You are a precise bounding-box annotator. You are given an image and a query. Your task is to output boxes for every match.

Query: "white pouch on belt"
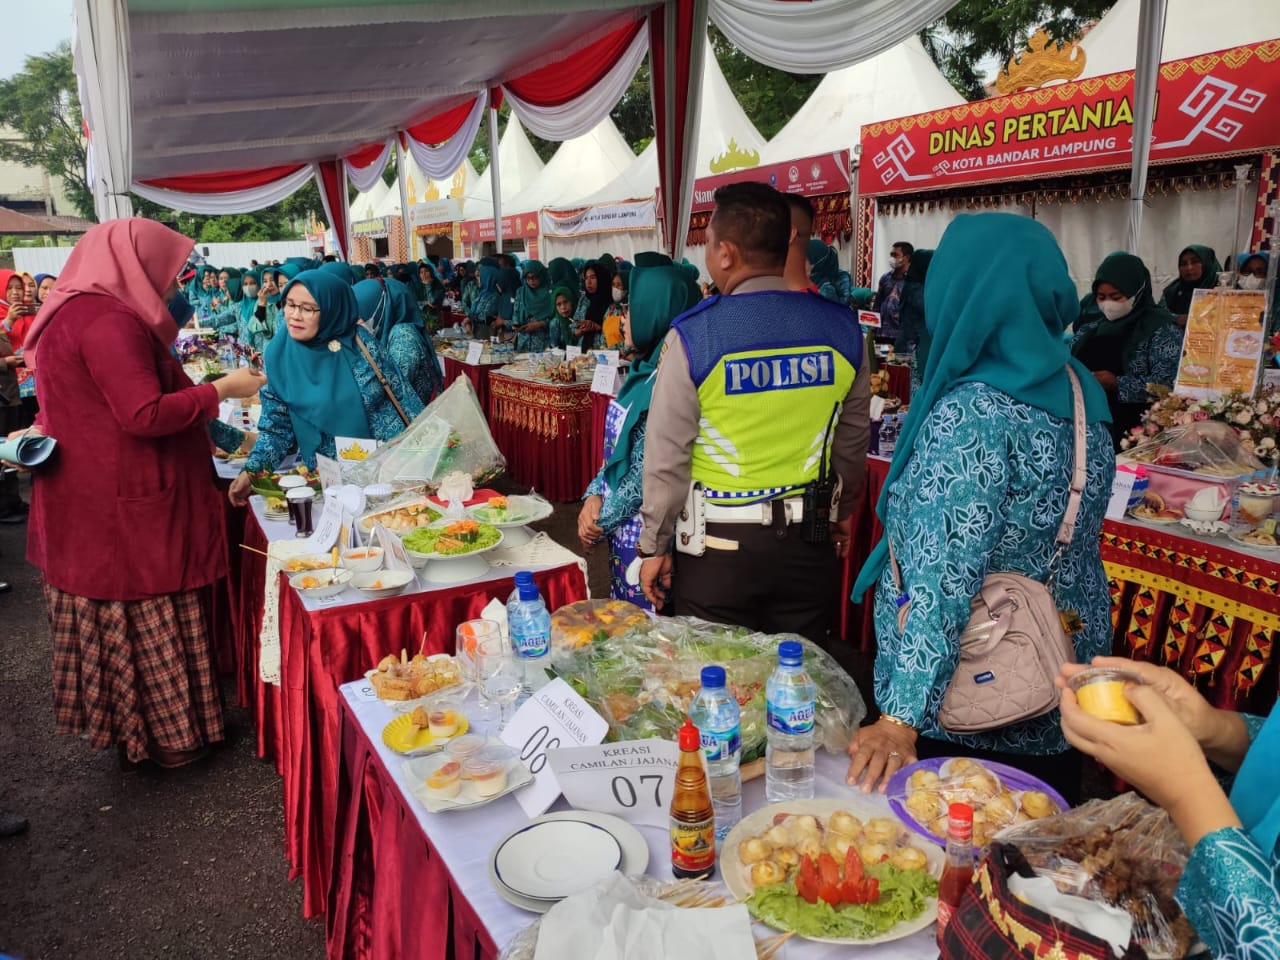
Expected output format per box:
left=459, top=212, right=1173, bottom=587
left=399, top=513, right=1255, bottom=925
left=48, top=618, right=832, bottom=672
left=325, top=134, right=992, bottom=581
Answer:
left=674, top=483, right=706, bottom=556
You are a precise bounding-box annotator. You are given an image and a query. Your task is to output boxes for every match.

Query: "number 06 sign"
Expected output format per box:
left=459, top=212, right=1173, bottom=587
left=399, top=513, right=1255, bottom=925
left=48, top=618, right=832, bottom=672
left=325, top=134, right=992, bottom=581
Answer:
left=547, top=739, right=681, bottom=828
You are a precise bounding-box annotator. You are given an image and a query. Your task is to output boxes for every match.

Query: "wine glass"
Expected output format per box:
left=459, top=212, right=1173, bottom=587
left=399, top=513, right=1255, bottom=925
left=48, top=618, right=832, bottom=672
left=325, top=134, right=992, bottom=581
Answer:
left=476, top=635, right=522, bottom=733
left=457, top=620, right=503, bottom=732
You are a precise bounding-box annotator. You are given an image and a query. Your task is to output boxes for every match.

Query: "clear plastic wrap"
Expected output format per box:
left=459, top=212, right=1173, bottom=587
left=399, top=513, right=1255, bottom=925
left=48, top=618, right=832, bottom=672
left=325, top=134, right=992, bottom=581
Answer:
left=343, top=375, right=505, bottom=490
left=550, top=616, right=866, bottom=765
left=1122, top=421, right=1263, bottom=477
left=550, top=599, right=652, bottom=652
left=994, top=793, right=1194, bottom=959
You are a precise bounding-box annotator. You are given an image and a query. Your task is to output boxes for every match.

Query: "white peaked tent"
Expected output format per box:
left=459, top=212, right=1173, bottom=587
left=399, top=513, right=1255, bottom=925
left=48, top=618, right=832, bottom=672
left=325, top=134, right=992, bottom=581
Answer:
left=505, top=117, right=637, bottom=217
left=762, top=37, right=963, bottom=164
left=1079, top=0, right=1280, bottom=78
left=466, top=115, right=547, bottom=222
left=541, top=45, right=767, bottom=262
left=350, top=178, right=391, bottom=224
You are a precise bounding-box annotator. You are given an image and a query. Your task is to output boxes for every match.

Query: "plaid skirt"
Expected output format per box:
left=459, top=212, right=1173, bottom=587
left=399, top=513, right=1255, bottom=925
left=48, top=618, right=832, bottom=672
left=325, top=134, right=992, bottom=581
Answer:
left=46, top=584, right=225, bottom=763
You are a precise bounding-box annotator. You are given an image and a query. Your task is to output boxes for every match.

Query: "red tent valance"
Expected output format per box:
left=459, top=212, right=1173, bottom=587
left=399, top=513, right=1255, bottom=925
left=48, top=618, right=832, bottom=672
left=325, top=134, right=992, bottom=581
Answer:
left=405, top=96, right=484, bottom=147
left=137, top=164, right=308, bottom=194
left=504, top=20, right=645, bottom=108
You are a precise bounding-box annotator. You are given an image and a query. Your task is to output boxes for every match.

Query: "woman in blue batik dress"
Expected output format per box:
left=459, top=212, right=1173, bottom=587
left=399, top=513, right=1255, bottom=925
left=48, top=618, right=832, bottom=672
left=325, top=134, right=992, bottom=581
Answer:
left=353, top=276, right=443, bottom=405
left=846, top=214, right=1115, bottom=803
left=1060, top=656, right=1280, bottom=960
left=578, top=254, right=698, bottom=609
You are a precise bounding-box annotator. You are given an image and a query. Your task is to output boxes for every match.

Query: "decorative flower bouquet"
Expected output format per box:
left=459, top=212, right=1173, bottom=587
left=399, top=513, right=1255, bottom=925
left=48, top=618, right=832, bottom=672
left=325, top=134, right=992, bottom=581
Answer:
left=1122, top=385, right=1280, bottom=465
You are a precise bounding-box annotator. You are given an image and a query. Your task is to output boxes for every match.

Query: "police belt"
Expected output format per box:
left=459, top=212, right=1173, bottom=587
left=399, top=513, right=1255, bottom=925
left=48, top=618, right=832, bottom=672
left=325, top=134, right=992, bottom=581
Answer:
left=703, top=496, right=805, bottom=525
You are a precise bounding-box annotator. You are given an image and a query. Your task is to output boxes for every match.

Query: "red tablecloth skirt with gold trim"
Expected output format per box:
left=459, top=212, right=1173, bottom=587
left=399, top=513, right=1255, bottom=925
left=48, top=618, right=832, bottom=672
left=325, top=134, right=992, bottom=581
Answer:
left=1102, top=520, right=1279, bottom=712
left=488, top=372, right=593, bottom=502
left=588, top=391, right=612, bottom=482
left=231, top=511, right=588, bottom=918
left=326, top=695, right=498, bottom=960
left=441, top=356, right=504, bottom=414
left=884, top=363, right=911, bottom=406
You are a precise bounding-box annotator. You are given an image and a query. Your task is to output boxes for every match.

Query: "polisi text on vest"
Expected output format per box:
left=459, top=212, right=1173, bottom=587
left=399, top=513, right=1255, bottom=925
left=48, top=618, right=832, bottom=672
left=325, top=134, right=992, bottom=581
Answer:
left=724, top=350, right=835, bottom=395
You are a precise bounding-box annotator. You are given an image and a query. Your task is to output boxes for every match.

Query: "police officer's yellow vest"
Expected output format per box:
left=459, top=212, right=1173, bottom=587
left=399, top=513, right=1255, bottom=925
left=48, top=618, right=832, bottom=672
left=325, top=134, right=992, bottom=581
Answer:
left=673, top=290, right=862, bottom=505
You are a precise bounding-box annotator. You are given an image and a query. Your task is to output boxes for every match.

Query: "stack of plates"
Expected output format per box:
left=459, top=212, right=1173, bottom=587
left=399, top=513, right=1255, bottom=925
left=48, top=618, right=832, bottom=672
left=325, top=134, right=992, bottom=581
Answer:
left=488, top=811, right=650, bottom=914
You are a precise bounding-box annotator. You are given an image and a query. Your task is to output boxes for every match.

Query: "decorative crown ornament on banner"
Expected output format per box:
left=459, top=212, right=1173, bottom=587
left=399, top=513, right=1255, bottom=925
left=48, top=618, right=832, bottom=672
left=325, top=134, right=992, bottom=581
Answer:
left=708, top=138, right=762, bottom=174
left=995, top=29, right=1087, bottom=94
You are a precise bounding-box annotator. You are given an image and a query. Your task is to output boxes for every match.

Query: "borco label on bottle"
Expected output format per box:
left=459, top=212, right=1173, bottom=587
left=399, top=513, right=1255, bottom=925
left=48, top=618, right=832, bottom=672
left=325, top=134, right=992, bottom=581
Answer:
left=767, top=701, right=815, bottom=736
left=515, top=630, right=549, bottom=659
left=670, top=816, right=716, bottom=872
left=699, top=726, right=741, bottom=762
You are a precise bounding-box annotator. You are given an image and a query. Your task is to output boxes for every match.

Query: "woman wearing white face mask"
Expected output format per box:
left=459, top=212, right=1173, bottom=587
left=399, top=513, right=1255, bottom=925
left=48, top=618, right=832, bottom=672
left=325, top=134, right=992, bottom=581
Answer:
left=1071, top=252, right=1182, bottom=448
left=1236, top=253, right=1280, bottom=338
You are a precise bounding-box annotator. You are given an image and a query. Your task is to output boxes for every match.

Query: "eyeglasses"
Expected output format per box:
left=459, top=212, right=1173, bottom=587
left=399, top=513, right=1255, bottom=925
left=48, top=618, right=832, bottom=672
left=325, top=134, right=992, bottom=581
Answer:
left=282, top=301, right=321, bottom=317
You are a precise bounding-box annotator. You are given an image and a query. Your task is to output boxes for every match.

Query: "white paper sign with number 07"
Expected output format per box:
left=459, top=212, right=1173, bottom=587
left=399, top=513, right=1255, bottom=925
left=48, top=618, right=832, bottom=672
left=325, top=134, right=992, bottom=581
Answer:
left=499, top=678, right=609, bottom=817
left=546, top=739, right=680, bottom=828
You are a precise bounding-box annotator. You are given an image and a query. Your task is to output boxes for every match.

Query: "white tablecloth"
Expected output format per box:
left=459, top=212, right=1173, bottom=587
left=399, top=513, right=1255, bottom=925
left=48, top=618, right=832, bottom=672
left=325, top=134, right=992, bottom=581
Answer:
left=340, top=684, right=938, bottom=960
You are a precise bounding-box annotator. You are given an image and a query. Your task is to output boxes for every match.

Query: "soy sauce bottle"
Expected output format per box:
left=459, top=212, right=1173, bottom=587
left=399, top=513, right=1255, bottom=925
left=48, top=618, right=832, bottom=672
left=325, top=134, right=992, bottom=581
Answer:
left=670, top=718, right=716, bottom=879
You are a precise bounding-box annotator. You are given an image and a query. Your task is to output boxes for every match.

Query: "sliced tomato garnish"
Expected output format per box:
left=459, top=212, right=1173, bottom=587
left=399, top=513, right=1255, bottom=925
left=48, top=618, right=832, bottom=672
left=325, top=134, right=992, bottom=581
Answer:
left=842, top=846, right=864, bottom=885
left=796, top=854, right=820, bottom=905
left=818, top=879, right=842, bottom=906
left=861, top=877, right=880, bottom=904
left=841, top=877, right=865, bottom=904
left=817, top=852, right=841, bottom=888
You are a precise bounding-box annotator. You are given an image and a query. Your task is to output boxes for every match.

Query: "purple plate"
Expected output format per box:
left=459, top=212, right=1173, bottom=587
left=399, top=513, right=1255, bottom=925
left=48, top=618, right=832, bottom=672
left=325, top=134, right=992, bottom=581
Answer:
left=886, top=757, right=1070, bottom=846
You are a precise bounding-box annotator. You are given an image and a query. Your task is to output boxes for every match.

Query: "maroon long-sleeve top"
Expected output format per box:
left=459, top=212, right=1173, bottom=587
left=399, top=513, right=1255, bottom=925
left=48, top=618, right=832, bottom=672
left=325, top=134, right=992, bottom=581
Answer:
left=27, top=294, right=228, bottom=600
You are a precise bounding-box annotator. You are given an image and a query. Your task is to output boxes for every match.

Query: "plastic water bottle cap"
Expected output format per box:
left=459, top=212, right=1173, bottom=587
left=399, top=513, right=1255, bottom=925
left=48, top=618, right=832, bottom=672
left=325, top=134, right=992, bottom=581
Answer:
left=513, top=571, right=534, bottom=586
left=700, top=665, right=726, bottom=689
left=777, top=640, right=804, bottom=666
left=517, top=582, right=540, bottom=602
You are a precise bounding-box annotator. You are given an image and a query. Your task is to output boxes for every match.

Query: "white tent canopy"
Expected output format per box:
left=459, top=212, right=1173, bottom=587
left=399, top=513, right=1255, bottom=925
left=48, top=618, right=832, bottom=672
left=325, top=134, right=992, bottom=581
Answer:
left=1080, top=0, right=1280, bottom=76
left=466, top=116, right=547, bottom=223
left=762, top=37, right=963, bottom=164
left=350, top=179, right=391, bottom=222
left=505, top=118, right=637, bottom=216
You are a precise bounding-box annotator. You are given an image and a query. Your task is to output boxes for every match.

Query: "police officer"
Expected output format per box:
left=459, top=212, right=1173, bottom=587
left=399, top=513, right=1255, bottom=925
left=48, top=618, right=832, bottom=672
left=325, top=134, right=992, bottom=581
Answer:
left=637, top=182, right=869, bottom=643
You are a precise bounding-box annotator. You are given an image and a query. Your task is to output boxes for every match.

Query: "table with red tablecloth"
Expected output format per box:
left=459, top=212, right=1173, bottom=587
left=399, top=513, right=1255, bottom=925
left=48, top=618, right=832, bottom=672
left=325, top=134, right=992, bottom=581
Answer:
left=230, top=505, right=588, bottom=918
left=883, top=363, right=911, bottom=406
left=838, top=457, right=1280, bottom=710
left=588, top=390, right=613, bottom=480
left=487, top=370, right=594, bottom=501
left=441, top=355, right=505, bottom=415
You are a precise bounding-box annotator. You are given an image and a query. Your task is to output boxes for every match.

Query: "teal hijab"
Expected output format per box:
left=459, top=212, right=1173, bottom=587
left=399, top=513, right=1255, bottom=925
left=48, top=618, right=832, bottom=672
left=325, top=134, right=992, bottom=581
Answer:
left=550, top=284, right=577, bottom=346
left=806, top=239, right=839, bottom=287
left=1230, top=711, right=1280, bottom=854
left=222, top=266, right=244, bottom=303
left=602, top=256, right=696, bottom=492
left=319, top=261, right=357, bottom=286
left=1161, top=244, right=1221, bottom=315
left=548, top=257, right=577, bottom=293
left=353, top=277, right=424, bottom=350
left=264, top=270, right=372, bottom=462
left=853, top=213, right=1112, bottom=599
left=238, top=268, right=262, bottom=325
left=1072, top=253, right=1176, bottom=368
left=516, top=260, right=554, bottom=321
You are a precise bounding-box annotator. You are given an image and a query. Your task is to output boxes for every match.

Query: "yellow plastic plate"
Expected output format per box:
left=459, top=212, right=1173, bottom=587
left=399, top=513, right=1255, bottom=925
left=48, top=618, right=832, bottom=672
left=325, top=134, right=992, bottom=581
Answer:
left=381, top=711, right=470, bottom=756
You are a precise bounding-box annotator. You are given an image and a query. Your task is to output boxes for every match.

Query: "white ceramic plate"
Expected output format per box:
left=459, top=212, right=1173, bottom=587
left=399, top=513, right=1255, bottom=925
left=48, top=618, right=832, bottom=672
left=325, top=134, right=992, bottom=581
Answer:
left=1229, top=527, right=1280, bottom=551
left=494, top=819, right=622, bottom=901
left=721, top=797, right=943, bottom=947
left=488, top=811, right=649, bottom=914
left=401, top=752, right=533, bottom=813
left=350, top=569, right=415, bottom=600
left=404, top=528, right=505, bottom=564
left=288, top=567, right=352, bottom=599
left=466, top=496, right=554, bottom=528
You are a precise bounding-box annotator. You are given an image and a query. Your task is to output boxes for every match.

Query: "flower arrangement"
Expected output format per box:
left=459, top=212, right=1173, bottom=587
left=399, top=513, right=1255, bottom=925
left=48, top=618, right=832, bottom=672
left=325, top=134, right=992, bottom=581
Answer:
left=1122, top=385, right=1280, bottom=464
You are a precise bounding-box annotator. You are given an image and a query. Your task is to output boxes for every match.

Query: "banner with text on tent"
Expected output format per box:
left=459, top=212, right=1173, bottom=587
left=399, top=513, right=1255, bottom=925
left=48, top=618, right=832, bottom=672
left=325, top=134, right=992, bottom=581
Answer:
left=540, top=199, right=656, bottom=238
left=858, top=39, right=1280, bottom=197
left=458, top=213, right=541, bottom=243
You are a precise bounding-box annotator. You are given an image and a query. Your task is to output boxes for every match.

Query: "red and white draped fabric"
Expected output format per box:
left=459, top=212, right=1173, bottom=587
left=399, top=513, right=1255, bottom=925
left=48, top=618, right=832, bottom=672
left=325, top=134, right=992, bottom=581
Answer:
left=502, top=18, right=649, bottom=141
left=315, top=160, right=352, bottom=261
left=132, top=164, right=317, bottom=214
left=650, top=0, right=709, bottom=259
left=343, top=139, right=395, bottom=194
left=402, top=95, right=488, bottom=181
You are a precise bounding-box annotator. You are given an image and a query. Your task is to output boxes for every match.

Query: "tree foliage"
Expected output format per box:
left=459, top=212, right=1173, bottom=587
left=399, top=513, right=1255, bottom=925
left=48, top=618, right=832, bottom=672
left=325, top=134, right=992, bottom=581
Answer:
left=0, top=44, right=94, bottom=221
left=919, top=1, right=1115, bottom=101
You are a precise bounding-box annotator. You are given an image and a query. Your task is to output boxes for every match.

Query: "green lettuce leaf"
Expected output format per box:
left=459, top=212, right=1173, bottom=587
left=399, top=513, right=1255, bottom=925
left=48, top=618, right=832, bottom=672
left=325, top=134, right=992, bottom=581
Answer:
left=746, top=863, right=938, bottom=941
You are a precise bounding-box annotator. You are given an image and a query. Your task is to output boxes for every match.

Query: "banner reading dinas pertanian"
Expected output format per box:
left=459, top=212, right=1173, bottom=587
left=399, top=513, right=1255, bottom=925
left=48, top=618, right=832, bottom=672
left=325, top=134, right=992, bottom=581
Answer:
left=859, top=39, right=1280, bottom=196
left=540, top=199, right=656, bottom=238
left=458, top=213, right=540, bottom=244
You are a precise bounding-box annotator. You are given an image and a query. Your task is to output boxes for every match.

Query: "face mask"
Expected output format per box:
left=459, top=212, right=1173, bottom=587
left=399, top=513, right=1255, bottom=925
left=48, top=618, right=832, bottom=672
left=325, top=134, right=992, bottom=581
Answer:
left=1099, top=297, right=1135, bottom=322
left=243, top=285, right=258, bottom=298
left=1239, top=275, right=1265, bottom=291
left=611, top=287, right=624, bottom=303
left=167, top=291, right=193, bottom=328
left=889, top=256, right=902, bottom=268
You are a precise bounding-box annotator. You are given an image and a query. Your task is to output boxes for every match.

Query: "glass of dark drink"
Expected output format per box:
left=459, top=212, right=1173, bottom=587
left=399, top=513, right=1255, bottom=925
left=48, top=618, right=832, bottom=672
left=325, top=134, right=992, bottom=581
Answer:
left=286, top=487, right=315, bottom=537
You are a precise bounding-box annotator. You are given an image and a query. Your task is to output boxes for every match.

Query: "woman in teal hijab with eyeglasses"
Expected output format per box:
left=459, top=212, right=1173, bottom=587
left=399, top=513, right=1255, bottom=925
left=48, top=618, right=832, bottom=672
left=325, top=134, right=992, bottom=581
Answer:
left=227, top=270, right=423, bottom=505
left=846, top=213, right=1115, bottom=801
left=354, top=277, right=442, bottom=405
left=510, top=260, right=555, bottom=351
left=579, top=253, right=699, bottom=609
left=208, top=267, right=246, bottom=333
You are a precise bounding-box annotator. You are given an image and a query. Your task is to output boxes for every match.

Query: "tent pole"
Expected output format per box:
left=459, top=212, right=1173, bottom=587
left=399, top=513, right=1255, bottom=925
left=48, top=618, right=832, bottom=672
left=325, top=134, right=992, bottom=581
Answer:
left=489, top=102, right=503, bottom=255
left=396, top=138, right=414, bottom=260
left=1125, top=0, right=1168, bottom=252
left=341, top=164, right=354, bottom=261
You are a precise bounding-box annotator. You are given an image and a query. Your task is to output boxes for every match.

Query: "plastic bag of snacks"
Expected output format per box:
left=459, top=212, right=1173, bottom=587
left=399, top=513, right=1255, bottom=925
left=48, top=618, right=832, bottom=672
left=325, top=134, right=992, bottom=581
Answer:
left=550, top=599, right=652, bottom=652
left=551, top=616, right=865, bottom=765
left=993, top=793, right=1194, bottom=959
left=343, top=375, right=506, bottom=491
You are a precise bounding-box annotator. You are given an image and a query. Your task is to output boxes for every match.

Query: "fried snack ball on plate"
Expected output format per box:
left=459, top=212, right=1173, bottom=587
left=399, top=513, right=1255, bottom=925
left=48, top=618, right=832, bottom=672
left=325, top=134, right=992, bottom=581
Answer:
left=1020, top=790, right=1057, bottom=819
left=827, top=810, right=862, bottom=839
left=862, top=817, right=900, bottom=844
left=750, top=860, right=787, bottom=887
left=891, top=846, right=929, bottom=872
left=738, top=836, right=772, bottom=865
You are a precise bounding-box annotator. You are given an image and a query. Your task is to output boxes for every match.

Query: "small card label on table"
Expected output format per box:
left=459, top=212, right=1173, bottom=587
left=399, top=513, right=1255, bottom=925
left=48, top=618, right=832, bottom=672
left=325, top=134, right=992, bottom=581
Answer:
left=465, top=341, right=485, bottom=365
left=315, top=454, right=342, bottom=493
left=594, top=349, right=620, bottom=367
left=304, top=496, right=344, bottom=550
left=565, top=345, right=582, bottom=360
left=547, top=738, right=680, bottom=828
left=500, top=678, right=609, bottom=817
left=590, top=364, right=620, bottom=396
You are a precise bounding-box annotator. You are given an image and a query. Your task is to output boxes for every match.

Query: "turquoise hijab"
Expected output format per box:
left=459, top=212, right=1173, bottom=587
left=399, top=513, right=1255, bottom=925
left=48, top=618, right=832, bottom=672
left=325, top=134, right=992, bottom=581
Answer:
left=1230, top=711, right=1280, bottom=854
left=238, top=268, right=262, bottom=325
left=806, top=239, right=839, bottom=287
left=353, top=277, right=424, bottom=350
left=320, top=261, right=357, bottom=286
left=853, top=213, right=1112, bottom=599
left=516, top=260, right=554, bottom=321
left=222, top=266, right=244, bottom=303
left=264, top=270, right=372, bottom=462
left=602, top=255, right=697, bottom=492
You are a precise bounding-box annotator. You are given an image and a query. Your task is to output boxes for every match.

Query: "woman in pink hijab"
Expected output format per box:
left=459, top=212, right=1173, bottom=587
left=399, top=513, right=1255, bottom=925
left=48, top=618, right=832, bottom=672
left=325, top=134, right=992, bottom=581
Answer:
left=26, top=218, right=265, bottom=768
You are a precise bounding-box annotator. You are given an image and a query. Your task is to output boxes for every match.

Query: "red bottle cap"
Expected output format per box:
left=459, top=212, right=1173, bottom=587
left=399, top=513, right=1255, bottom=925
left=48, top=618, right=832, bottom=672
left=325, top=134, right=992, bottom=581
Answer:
left=947, top=802, right=974, bottom=842
left=678, top=717, right=701, bottom=752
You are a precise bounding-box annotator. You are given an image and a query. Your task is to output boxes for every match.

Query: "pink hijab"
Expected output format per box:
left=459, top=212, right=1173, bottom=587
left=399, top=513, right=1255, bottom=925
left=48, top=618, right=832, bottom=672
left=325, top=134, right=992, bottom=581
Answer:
left=24, top=218, right=194, bottom=370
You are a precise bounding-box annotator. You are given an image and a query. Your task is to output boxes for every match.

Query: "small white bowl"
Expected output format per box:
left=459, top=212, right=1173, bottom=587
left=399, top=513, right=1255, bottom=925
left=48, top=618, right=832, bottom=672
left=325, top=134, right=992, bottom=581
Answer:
left=1184, top=504, right=1225, bottom=522
left=341, top=546, right=384, bottom=572
left=288, top=568, right=353, bottom=599
left=350, top=569, right=414, bottom=599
